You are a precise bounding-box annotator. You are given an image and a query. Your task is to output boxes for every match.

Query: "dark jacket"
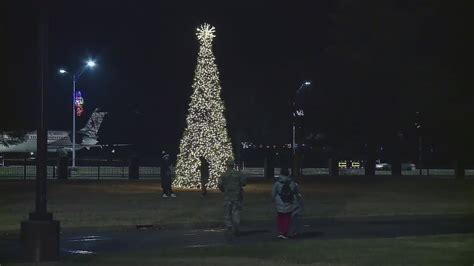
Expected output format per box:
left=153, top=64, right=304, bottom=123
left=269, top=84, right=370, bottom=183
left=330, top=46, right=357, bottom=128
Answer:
left=200, top=157, right=209, bottom=185
left=160, top=155, right=171, bottom=177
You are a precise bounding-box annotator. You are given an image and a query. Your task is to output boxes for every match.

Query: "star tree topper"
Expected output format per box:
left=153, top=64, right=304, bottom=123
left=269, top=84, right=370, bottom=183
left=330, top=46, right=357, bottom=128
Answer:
left=196, top=23, right=216, bottom=43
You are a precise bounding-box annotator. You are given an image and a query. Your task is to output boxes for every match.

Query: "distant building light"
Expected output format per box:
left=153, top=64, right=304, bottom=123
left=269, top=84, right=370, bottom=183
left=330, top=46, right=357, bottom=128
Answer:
left=338, top=161, right=347, bottom=169
left=351, top=161, right=361, bottom=169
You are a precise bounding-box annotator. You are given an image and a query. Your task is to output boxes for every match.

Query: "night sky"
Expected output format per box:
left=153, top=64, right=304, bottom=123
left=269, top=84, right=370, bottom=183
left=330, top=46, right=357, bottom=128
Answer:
left=2, top=1, right=473, bottom=161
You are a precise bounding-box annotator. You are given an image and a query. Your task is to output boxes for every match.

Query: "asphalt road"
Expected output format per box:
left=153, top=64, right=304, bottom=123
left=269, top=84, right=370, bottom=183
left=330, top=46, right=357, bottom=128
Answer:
left=1, top=214, right=473, bottom=263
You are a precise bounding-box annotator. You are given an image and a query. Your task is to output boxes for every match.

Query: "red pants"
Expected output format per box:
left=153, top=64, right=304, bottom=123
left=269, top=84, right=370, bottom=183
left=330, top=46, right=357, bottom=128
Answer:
left=277, top=212, right=291, bottom=236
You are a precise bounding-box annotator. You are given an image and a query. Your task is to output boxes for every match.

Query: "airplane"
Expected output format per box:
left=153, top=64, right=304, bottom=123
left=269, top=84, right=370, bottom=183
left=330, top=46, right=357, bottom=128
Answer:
left=0, top=108, right=107, bottom=154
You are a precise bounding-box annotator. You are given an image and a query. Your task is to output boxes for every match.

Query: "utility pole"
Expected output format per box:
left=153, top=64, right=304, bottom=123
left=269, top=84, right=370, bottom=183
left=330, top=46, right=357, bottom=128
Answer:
left=21, top=3, right=60, bottom=262
left=415, top=111, right=423, bottom=175
left=292, top=81, right=311, bottom=177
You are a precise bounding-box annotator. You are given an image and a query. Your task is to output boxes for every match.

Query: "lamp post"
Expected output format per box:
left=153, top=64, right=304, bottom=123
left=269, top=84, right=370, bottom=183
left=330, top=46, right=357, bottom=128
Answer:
left=292, top=81, right=311, bottom=177
left=415, top=111, right=423, bottom=175
left=59, top=60, right=95, bottom=169
left=21, top=4, right=60, bottom=261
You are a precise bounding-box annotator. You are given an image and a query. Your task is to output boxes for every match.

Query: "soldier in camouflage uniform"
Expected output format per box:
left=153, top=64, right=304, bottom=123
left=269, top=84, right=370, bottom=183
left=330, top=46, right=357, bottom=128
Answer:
left=218, top=162, right=246, bottom=235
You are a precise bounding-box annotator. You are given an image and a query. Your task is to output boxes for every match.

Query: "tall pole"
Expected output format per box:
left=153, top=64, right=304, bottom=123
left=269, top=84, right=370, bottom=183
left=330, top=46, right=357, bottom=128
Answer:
left=21, top=3, right=60, bottom=261
left=418, top=135, right=422, bottom=175
left=61, top=61, right=95, bottom=169
left=416, top=111, right=423, bottom=176
left=292, top=82, right=310, bottom=177
left=292, top=122, right=296, bottom=157
left=292, top=101, right=296, bottom=177
left=72, top=76, right=76, bottom=168
left=292, top=113, right=299, bottom=177
left=35, top=4, right=48, bottom=218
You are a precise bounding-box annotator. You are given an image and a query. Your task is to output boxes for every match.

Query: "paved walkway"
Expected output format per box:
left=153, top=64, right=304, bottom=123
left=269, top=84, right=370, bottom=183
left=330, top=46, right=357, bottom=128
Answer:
left=1, top=214, right=473, bottom=262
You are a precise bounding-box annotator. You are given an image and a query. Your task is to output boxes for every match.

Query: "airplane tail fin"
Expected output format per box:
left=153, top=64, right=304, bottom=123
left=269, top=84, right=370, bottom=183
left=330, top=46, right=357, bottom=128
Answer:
left=80, top=108, right=107, bottom=139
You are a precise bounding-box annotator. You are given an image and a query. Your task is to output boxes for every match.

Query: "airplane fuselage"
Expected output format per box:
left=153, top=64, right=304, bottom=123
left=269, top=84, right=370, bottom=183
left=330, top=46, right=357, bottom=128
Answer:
left=0, top=109, right=105, bottom=154
left=0, top=131, right=75, bottom=153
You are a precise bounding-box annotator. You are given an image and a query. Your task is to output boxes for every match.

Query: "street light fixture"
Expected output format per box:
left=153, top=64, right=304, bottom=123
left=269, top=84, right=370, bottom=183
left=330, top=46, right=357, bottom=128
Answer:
left=86, top=60, right=96, bottom=68
left=59, top=60, right=96, bottom=169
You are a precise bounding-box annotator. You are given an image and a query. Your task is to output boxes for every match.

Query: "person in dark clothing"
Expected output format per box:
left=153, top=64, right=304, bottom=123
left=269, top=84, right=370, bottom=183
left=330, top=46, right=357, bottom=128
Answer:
left=199, top=157, right=209, bottom=197
left=160, top=151, right=176, bottom=198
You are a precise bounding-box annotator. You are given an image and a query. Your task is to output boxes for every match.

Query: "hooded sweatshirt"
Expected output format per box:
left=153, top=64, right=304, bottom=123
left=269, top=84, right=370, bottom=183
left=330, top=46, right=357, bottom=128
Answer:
left=272, top=174, right=299, bottom=213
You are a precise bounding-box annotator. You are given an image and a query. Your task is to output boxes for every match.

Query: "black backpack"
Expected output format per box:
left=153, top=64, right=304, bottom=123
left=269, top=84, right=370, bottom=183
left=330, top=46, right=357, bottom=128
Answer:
left=279, top=181, right=294, bottom=203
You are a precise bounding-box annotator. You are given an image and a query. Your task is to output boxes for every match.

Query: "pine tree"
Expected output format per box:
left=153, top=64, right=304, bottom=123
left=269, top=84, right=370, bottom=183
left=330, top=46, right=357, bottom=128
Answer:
left=174, top=24, right=234, bottom=189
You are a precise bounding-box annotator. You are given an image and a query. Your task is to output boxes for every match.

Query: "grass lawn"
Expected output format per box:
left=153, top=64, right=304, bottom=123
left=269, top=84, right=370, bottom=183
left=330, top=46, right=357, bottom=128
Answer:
left=1, top=176, right=473, bottom=232
left=2, top=177, right=473, bottom=265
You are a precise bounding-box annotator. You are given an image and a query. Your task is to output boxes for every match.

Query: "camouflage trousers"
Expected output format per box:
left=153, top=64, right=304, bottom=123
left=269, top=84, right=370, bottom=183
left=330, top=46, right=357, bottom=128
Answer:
left=224, top=200, right=242, bottom=231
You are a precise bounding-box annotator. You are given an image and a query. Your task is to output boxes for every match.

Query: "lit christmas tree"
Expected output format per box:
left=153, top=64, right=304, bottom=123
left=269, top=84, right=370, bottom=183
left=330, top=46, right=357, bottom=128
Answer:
left=174, top=23, right=234, bottom=189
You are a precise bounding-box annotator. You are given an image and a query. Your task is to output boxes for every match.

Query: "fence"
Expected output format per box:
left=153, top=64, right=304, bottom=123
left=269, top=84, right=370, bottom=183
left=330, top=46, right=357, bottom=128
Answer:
left=239, top=167, right=473, bottom=177
left=0, top=158, right=157, bottom=180
left=1, top=156, right=473, bottom=179
left=1, top=164, right=473, bottom=180
left=0, top=165, right=131, bottom=179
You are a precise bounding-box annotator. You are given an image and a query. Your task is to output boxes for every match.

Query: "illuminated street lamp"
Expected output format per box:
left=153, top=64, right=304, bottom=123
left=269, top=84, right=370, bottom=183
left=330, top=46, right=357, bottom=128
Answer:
left=86, top=60, right=96, bottom=68
left=59, top=60, right=96, bottom=169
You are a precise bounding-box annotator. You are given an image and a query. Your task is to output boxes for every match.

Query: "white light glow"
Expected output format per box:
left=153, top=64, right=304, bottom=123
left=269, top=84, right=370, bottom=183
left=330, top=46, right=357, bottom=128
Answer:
left=86, top=60, right=96, bottom=68
left=59, top=69, right=67, bottom=74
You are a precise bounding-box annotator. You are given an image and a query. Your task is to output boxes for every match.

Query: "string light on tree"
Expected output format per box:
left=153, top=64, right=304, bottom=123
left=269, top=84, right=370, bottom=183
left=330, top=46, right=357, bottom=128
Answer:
left=174, top=23, right=234, bottom=189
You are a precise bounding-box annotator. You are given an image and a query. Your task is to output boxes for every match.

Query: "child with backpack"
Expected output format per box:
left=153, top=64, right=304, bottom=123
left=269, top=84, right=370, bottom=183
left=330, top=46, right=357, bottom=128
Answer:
left=272, top=167, right=300, bottom=239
